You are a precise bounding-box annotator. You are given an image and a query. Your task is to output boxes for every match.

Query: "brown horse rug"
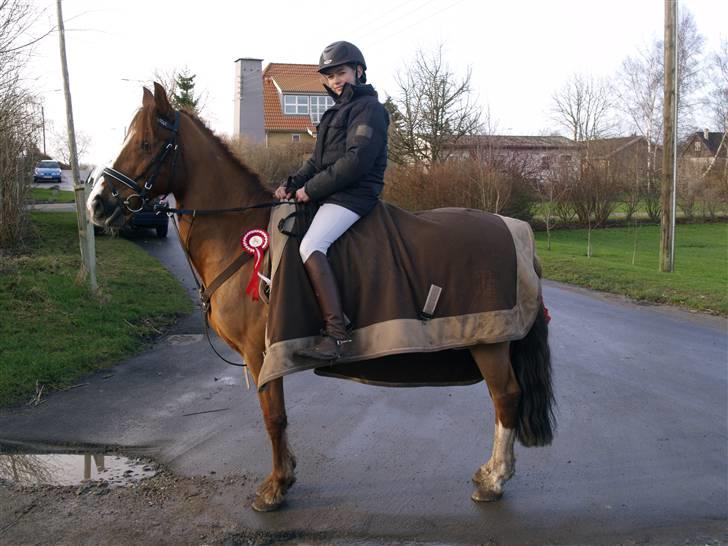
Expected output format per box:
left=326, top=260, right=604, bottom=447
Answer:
left=257, top=202, right=541, bottom=390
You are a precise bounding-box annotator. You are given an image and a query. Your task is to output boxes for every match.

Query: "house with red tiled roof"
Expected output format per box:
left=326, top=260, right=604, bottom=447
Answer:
left=233, top=58, right=334, bottom=146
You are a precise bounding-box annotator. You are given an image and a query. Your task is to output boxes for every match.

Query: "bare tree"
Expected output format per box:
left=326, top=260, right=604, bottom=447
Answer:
left=535, top=163, right=575, bottom=250
left=615, top=8, right=705, bottom=141
left=675, top=9, right=706, bottom=132
left=706, top=40, right=728, bottom=132
left=551, top=74, right=613, bottom=143
left=390, top=45, right=481, bottom=164
left=51, top=128, right=89, bottom=166
left=0, top=0, right=44, bottom=248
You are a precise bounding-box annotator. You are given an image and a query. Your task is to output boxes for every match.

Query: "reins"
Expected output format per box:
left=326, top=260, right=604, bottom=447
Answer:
left=153, top=200, right=290, bottom=217
left=166, top=199, right=294, bottom=373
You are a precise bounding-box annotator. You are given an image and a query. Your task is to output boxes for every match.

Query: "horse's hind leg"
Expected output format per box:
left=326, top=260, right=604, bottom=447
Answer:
left=252, top=377, right=297, bottom=512
left=469, top=342, right=521, bottom=502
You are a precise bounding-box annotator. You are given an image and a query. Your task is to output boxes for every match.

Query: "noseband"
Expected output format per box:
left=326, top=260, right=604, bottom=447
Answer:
left=101, top=111, right=180, bottom=213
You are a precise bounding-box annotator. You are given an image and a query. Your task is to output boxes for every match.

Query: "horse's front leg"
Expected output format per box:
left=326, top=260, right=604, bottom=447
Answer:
left=252, top=377, right=297, bottom=512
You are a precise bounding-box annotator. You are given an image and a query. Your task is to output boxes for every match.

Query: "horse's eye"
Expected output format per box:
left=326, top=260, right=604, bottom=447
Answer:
left=141, top=141, right=151, bottom=153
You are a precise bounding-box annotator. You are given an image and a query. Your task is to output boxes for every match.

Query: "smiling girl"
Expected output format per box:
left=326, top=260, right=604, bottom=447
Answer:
left=274, top=41, right=389, bottom=361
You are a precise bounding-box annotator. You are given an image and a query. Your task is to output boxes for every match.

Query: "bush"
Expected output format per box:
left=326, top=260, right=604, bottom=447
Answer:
left=225, top=136, right=313, bottom=190
left=383, top=158, right=535, bottom=221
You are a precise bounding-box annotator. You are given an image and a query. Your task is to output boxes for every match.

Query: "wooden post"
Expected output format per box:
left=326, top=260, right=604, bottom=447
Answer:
left=56, top=0, right=97, bottom=291
left=660, top=0, right=677, bottom=272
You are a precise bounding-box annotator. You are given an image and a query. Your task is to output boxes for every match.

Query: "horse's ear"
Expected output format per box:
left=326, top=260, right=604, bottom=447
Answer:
left=142, top=86, right=154, bottom=109
left=153, top=82, right=174, bottom=118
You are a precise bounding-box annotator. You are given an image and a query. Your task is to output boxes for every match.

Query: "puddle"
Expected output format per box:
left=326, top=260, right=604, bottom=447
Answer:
left=0, top=453, right=157, bottom=487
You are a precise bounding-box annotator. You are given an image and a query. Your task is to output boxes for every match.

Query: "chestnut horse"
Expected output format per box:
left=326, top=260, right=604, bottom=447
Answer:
left=87, top=84, right=555, bottom=512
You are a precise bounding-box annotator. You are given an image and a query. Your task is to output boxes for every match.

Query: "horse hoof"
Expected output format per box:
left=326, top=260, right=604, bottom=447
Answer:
left=471, top=487, right=503, bottom=503
left=251, top=495, right=284, bottom=512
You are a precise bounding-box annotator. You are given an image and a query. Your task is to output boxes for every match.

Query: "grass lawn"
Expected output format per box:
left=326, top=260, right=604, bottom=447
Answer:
left=0, top=212, right=193, bottom=407
left=30, top=187, right=76, bottom=203
left=535, top=222, right=728, bottom=315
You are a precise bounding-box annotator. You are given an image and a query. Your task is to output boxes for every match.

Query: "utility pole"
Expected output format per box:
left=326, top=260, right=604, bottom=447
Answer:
left=56, top=0, right=97, bottom=291
left=41, top=104, right=46, bottom=155
left=660, top=0, right=678, bottom=272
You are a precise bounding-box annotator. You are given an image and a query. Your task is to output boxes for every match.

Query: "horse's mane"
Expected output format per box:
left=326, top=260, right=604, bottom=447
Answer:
left=180, top=110, right=268, bottom=192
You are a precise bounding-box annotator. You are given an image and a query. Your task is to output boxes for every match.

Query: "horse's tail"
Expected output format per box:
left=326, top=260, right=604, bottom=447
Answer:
left=509, top=304, right=556, bottom=447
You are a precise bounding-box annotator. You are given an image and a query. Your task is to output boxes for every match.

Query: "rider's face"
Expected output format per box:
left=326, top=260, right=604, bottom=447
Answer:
left=322, top=65, right=360, bottom=95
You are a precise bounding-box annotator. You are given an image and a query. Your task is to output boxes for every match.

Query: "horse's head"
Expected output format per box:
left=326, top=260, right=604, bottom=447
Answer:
left=87, top=83, right=181, bottom=228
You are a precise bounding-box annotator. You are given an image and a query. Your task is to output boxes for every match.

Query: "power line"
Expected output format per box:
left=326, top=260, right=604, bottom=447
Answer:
left=351, top=0, right=423, bottom=38
left=351, top=0, right=441, bottom=43
left=370, top=0, right=468, bottom=45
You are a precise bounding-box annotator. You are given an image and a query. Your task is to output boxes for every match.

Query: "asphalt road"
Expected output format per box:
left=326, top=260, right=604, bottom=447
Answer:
left=1, top=232, right=726, bottom=544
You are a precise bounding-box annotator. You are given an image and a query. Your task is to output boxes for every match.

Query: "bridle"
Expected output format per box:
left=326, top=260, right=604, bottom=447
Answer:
left=101, top=111, right=181, bottom=213
left=97, top=108, right=299, bottom=376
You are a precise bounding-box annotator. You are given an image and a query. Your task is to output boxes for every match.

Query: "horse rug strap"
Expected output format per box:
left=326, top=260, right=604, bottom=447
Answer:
left=259, top=202, right=541, bottom=390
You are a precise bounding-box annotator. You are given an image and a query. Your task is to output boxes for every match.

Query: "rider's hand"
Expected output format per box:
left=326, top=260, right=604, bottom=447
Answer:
left=274, top=185, right=291, bottom=200
left=295, top=187, right=310, bottom=203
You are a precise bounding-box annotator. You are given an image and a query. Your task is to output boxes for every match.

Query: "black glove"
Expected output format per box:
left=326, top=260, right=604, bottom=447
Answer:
left=284, top=176, right=297, bottom=194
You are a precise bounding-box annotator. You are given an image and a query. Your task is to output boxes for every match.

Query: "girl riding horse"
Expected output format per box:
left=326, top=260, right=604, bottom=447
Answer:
left=274, top=41, right=389, bottom=362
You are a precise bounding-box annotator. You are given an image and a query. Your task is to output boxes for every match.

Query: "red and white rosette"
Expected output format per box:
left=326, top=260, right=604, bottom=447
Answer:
left=241, top=229, right=270, bottom=301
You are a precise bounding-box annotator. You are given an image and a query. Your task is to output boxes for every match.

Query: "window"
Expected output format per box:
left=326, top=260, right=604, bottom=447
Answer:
left=694, top=141, right=701, bottom=152
left=283, top=94, right=334, bottom=124
left=291, top=134, right=301, bottom=143
left=310, top=95, right=334, bottom=124
left=284, top=95, right=309, bottom=115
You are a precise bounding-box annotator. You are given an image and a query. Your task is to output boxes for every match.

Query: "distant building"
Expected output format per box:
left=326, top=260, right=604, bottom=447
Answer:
left=681, top=129, right=728, bottom=175
left=233, top=59, right=333, bottom=146
left=585, top=136, right=661, bottom=180
left=443, top=135, right=579, bottom=180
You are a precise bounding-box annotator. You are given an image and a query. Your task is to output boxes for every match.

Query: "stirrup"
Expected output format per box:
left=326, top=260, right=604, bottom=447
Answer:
left=294, top=330, right=351, bottom=361
left=320, top=329, right=352, bottom=346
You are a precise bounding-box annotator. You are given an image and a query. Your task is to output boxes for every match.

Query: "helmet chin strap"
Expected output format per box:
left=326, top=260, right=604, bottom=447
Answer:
left=354, top=65, right=365, bottom=85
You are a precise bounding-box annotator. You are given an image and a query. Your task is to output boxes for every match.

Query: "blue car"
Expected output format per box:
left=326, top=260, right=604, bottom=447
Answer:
left=33, top=160, right=63, bottom=183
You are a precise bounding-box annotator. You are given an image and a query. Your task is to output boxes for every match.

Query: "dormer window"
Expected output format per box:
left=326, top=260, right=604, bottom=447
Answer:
left=284, top=95, right=309, bottom=115
left=283, top=94, right=334, bottom=124
left=310, top=95, right=334, bottom=124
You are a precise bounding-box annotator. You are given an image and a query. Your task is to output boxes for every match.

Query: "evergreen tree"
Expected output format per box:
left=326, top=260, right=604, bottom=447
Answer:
left=172, top=70, right=199, bottom=113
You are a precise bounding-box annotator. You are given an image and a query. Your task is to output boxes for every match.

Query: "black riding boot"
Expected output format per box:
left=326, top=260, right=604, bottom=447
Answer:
left=295, top=251, right=351, bottom=361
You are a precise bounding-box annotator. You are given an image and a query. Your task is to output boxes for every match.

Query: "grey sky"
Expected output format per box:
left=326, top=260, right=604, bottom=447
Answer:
left=23, top=0, right=728, bottom=164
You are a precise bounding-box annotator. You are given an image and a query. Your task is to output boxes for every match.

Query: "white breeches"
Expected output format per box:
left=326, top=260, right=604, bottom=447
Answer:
left=299, top=203, right=361, bottom=262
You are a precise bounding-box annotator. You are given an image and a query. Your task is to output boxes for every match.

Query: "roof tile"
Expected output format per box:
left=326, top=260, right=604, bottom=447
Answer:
left=262, top=63, right=328, bottom=133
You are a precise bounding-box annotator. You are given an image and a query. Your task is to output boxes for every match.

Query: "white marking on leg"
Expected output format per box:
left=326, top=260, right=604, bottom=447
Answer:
left=473, top=422, right=516, bottom=499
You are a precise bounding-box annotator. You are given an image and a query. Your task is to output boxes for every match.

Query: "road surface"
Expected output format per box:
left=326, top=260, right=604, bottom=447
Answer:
left=1, top=231, right=725, bottom=545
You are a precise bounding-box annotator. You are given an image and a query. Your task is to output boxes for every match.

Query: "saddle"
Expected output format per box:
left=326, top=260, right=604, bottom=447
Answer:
left=257, top=201, right=541, bottom=390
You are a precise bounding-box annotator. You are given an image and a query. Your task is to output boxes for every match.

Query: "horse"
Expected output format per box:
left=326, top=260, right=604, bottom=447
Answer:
left=87, top=83, right=555, bottom=512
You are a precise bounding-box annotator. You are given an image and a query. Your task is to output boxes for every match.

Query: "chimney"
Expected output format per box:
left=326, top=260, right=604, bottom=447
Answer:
left=703, top=128, right=709, bottom=140
left=234, top=58, right=265, bottom=143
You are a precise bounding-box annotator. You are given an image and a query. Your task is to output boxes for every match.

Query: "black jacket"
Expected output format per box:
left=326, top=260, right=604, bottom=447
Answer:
left=288, top=83, right=389, bottom=216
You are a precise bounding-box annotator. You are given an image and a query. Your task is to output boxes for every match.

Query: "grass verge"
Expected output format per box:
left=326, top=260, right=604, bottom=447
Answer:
left=535, top=222, right=728, bottom=315
left=0, top=212, right=193, bottom=407
left=30, top=188, right=76, bottom=203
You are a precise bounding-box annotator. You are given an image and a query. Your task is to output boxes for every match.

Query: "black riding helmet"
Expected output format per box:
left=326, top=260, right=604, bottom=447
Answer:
left=318, top=41, right=367, bottom=84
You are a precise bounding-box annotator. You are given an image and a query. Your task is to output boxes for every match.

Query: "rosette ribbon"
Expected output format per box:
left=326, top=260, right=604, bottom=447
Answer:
left=241, top=229, right=270, bottom=301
